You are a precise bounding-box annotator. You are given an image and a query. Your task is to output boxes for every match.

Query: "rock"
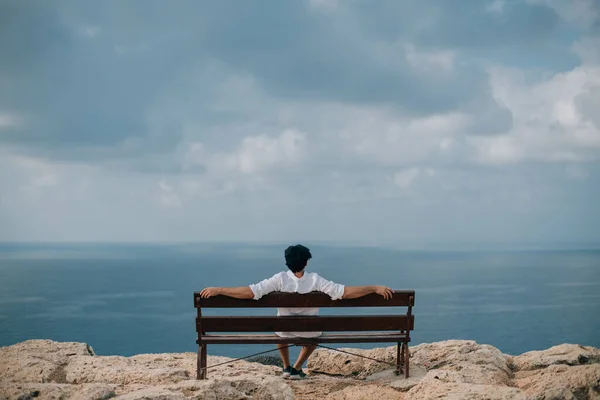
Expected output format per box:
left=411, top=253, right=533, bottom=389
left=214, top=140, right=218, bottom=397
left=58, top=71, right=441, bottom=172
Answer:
left=64, top=352, right=282, bottom=385
left=387, top=368, right=428, bottom=392
left=0, top=341, right=290, bottom=400
left=70, top=384, right=116, bottom=400
left=405, top=370, right=527, bottom=400
left=0, top=383, right=115, bottom=400
left=247, top=355, right=284, bottom=368
left=1, top=384, right=72, bottom=400
left=0, top=378, right=293, bottom=400
left=325, top=384, right=404, bottom=400
left=64, top=354, right=192, bottom=385
left=514, top=364, right=600, bottom=400
left=407, top=380, right=527, bottom=400
left=203, top=356, right=281, bottom=379
left=2, top=339, right=599, bottom=400
left=285, top=374, right=357, bottom=399
left=113, top=388, right=187, bottom=400
left=364, top=365, right=428, bottom=392
left=230, top=377, right=295, bottom=400
left=512, top=343, right=600, bottom=371
left=307, top=346, right=396, bottom=378
left=410, top=340, right=513, bottom=385
left=120, top=378, right=294, bottom=400
left=0, top=340, right=95, bottom=384
left=308, top=340, right=513, bottom=386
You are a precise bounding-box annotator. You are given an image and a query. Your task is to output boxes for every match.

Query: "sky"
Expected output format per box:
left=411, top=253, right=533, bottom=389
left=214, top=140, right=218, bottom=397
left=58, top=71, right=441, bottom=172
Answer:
left=0, top=0, right=599, bottom=245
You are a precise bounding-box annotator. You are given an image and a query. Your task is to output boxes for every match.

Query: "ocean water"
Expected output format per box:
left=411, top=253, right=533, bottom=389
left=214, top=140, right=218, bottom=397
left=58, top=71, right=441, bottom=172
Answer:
left=0, top=243, right=599, bottom=359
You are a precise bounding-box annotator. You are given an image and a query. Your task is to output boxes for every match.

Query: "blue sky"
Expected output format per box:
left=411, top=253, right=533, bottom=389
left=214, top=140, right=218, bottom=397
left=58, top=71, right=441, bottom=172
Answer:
left=0, top=0, right=599, bottom=244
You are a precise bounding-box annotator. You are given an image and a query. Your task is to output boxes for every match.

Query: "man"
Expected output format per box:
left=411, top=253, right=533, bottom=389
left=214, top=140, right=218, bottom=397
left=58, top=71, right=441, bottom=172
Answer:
left=200, top=244, right=393, bottom=380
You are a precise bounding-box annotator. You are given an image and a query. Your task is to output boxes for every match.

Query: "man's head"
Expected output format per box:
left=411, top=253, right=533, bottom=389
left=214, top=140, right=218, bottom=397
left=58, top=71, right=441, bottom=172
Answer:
left=284, top=244, right=312, bottom=273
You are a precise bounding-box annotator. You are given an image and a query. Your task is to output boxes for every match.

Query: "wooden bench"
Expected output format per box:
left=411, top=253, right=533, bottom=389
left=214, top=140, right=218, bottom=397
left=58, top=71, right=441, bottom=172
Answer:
left=193, top=290, right=415, bottom=379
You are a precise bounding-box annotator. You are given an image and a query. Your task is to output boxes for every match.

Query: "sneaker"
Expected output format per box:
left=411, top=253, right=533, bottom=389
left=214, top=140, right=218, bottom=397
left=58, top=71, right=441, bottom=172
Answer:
left=289, top=367, right=307, bottom=380
left=282, top=366, right=291, bottom=379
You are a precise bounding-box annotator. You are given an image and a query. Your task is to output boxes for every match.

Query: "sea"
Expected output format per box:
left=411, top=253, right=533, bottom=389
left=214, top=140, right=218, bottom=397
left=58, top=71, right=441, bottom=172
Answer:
left=0, top=242, right=599, bottom=360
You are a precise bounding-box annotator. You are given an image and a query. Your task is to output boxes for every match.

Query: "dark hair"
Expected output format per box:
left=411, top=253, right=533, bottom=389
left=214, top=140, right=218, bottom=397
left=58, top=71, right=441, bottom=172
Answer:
left=284, top=244, right=312, bottom=273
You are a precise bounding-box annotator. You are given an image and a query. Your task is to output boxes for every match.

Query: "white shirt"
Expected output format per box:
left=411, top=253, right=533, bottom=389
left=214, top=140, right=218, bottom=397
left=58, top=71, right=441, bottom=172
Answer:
left=249, top=270, right=345, bottom=337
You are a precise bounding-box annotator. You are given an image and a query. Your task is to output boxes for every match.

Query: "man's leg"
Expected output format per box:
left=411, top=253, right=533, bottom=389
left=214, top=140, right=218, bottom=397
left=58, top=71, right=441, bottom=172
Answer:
left=277, top=344, right=291, bottom=368
left=293, top=345, right=317, bottom=370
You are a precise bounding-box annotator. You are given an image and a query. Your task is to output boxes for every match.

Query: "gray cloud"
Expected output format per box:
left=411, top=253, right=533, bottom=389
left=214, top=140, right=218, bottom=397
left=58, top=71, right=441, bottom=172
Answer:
left=415, top=0, right=558, bottom=47
left=351, top=0, right=559, bottom=44
left=1, top=0, right=556, bottom=165
left=575, top=85, right=600, bottom=129
left=0, top=1, right=199, bottom=157
left=198, top=1, right=499, bottom=112
left=0, top=0, right=599, bottom=244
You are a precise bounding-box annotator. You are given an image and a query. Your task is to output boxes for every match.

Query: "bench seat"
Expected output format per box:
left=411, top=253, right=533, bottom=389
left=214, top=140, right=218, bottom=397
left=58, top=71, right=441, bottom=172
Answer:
left=201, top=332, right=408, bottom=344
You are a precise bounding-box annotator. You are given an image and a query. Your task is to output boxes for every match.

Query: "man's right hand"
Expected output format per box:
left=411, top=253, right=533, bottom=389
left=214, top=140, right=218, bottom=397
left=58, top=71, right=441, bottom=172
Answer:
left=375, top=286, right=393, bottom=300
left=200, top=287, right=222, bottom=298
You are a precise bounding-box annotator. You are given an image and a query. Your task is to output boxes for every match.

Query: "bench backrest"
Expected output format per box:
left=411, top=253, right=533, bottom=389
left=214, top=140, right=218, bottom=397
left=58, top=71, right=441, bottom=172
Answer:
left=194, top=290, right=415, bottom=334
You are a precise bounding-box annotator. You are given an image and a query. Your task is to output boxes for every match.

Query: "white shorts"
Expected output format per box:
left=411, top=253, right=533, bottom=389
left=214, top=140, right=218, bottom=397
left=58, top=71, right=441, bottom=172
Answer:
left=275, top=307, right=322, bottom=339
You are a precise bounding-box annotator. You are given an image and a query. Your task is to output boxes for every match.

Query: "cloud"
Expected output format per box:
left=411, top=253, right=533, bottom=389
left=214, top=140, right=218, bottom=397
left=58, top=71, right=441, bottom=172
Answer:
left=474, top=61, right=600, bottom=165
left=390, top=168, right=421, bottom=189
left=196, top=1, right=501, bottom=115
left=565, top=165, right=589, bottom=181
left=413, top=0, right=558, bottom=47
left=0, top=0, right=599, bottom=244
left=0, top=112, right=23, bottom=129
left=486, top=0, right=506, bottom=14
left=0, top=0, right=521, bottom=164
left=158, top=179, right=181, bottom=207
left=575, top=84, right=600, bottom=129
left=528, top=0, right=599, bottom=29
left=83, top=26, right=101, bottom=38
left=179, top=130, right=307, bottom=192
left=573, top=36, right=600, bottom=64
left=220, top=130, right=307, bottom=175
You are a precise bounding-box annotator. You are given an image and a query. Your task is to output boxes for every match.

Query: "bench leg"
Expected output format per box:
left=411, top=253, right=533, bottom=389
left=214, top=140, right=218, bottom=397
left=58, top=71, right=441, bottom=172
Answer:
left=396, top=342, right=402, bottom=376
left=197, top=344, right=207, bottom=379
left=196, top=344, right=202, bottom=379
left=201, top=344, right=207, bottom=379
left=404, top=342, right=410, bottom=378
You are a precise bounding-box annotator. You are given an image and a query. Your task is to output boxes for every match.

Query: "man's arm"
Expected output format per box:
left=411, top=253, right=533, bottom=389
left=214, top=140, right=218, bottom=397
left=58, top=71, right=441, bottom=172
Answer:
left=199, top=286, right=254, bottom=299
left=342, top=285, right=393, bottom=300
left=200, top=273, right=281, bottom=300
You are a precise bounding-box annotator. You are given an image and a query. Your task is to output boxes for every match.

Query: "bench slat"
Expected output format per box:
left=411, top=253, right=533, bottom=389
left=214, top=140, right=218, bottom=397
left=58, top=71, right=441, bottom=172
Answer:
left=201, top=332, right=408, bottom=344
left=199, top=315, right=413, bottom=332
left=195, top=290, right=415, bottom=308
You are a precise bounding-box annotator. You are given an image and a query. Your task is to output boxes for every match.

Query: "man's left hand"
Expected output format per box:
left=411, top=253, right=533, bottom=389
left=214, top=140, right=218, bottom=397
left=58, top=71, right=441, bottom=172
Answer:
left=200, top=287, right=222, bottom=298
left=374, top=286, right=394, bottom=300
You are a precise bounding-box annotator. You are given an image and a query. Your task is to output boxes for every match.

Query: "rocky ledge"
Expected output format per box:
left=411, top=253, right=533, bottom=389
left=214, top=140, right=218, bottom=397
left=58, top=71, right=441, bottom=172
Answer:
left=1, top=340, right=599, bottom=400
